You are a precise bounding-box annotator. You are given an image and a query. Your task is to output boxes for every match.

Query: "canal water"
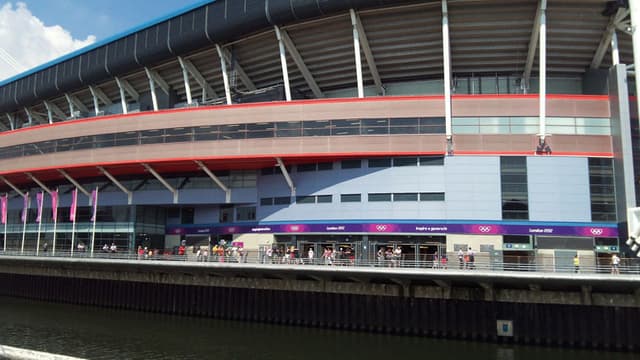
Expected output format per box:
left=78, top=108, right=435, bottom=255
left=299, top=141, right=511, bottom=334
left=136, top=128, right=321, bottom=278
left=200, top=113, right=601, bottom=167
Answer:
left=0, top=296, right=634, bottom=360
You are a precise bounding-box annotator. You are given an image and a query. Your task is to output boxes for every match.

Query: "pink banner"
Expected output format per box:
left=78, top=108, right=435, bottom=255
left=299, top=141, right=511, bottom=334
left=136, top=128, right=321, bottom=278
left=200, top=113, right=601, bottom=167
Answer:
left=51, top=190, right=58, bottom=221
left=1, top=194, right=7, bottom=225
left=35, top=192, right=44, bottom=223
left=69, top=188, right=78, bottom=222
left=90, top=188, right=98, bottom=222
left=21, top=194, right=28, bottom=223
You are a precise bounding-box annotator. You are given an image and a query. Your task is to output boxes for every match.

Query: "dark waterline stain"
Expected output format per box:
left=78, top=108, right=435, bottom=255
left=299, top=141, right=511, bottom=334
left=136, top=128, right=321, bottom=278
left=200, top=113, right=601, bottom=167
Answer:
left=0, top=296, right=634, bottom=360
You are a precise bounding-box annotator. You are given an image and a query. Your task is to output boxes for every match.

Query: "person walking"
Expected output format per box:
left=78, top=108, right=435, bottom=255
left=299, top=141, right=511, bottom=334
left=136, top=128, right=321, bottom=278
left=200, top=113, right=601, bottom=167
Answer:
left=458, top=248, right=464, bottom=269
left=573, top=254, right=580, bottom=273
left=307, top=247, right=314, bottom=265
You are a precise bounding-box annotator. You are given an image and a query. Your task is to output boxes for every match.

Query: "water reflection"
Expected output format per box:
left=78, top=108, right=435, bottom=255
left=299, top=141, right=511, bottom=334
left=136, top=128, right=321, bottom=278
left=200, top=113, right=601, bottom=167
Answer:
left=0, top=296, right=634, bottom=360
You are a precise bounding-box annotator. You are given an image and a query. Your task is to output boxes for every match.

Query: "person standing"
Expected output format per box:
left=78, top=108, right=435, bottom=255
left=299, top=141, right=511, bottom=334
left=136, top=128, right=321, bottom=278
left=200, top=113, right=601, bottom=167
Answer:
left=458, top=248, right=464, bottom=269
left=307, top=247, right=315, bottom=265
left=611, top=253, right=620, bottom=274
left=466, top=247, right=475, bottom=270
left=573, top=254, right=580, bottom=273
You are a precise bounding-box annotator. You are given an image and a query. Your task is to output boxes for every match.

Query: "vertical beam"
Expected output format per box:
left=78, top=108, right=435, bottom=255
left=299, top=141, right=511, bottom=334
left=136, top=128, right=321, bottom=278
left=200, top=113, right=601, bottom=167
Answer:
left=279, top=29, right=324, bottom=98
left=274, top=26, right=292, bottom=101
left=216, top=44, right=233, bottom=105
left=64, top=93, right=75, bottom=118
left=58, top=170, right=91, bottom=197
left=26, top=173, right=52, bottom=195
left=350, top=9, right=364, bottom=98
left=630, top=0, right=640, bottom=118
left=97, top=166, right=132, bottom=204
left=276, top=157, right=295, bottom=196
left=23, top=107, right=33, bottom=126
left=142, top=163, right=178, bottom=204
left=178, top=57, right=193, bottom=105
left=145, top=68, right=159, bottom=111
left=115, top=77, right=128, bottom=114
left=352, top=10, right=383, bottom=95
left=0, top=176, right=25, bottom=197
left=522, top=0, right=544, bottom=91
left=6, top=113, right=15, bottom=130
left=612, top=31, right=620, bottom=66
left=442, top=0, right=452, bottom=139
left=43, top=101, right=53, bottom=124
left=222, top=47, right=256, bottom=91
left=88, top=86, right=101, bottom=115
left=195, top=160, right=231, bottom=203
left=538, top=0, right=547, bottom=141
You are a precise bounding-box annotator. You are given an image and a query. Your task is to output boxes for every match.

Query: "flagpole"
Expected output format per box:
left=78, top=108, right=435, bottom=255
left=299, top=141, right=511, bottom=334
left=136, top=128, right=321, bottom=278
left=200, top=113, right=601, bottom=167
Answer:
left=36, top=192, right=43, bottom=256
left=71, top=218, right=76, bottom=257
left=70, top=188, right=77, bottom=258
left=90, top=187, right=98, bottom=258
left=21, top=194, right=28, bottom=254
left=2, top=193, right=7, bottom=253
left=52, top=189, right=58, bottom=256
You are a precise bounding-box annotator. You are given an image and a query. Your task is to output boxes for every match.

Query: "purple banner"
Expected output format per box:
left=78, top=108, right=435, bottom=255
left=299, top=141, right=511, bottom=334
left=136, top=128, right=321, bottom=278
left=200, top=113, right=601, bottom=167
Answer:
left=167, top=221, right=618, bottom=237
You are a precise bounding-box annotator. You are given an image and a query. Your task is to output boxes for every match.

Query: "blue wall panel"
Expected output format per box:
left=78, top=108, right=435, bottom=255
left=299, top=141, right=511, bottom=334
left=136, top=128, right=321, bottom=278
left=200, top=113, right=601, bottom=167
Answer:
left=527, top=157, right=591, bottom=222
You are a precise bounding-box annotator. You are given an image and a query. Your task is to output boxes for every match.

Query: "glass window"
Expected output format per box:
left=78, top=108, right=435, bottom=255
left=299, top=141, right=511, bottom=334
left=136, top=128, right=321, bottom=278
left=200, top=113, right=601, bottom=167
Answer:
left=297, top=163, right=316, bottom=172
left=261, top=167, right=275, bottom=176
left=236, top=206, right=256, bottom=221
left=317, top=162, right=333, bottom=171
left=331, top=119, right=360, bottom=136
left=260, top=197, right=273, bottom=206
left=341, top=160, right=361, bottom=169
left=194, top=126, right=219, bottom=141
left=303, top=120, right=330, bottom=136
left=276, top=121, right=302, bottom=137
left=247, top=122, right=274, bottom=138
left=361, top=118, right=388, bottom=135
left=390, top=117, right=419, bottom=134
left=420, top=117, right=446, bottom=134
left=368, top=193, right=392, bottom=202
left=221, top=124, right=245, bottom=140
left=274, top=196, right=291, bottom=205
left=420, top=192, right=445, bottom=201
left=368, top=158, right=391, bottom=168
left=115, top=131, right=139, bottom=146
left=393, top=157, right=418, bottom=167
left=394, top=193, right=418, bottom=201
left=141, top=129, right=164, bottom=144
left=341, top=194, right=361, bottom=202
left=165, top=127, right=193, bottom=142
left=317, top=195, right=332, bottom=203
left=296, top=196, right=316, bottom=204
left=419, top=156, right=445, bottom=166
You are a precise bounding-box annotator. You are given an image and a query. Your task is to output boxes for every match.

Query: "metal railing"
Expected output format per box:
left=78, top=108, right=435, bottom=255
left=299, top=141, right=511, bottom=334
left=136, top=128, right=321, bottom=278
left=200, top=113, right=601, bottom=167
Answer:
left=2, top=249, right=639, bottom=276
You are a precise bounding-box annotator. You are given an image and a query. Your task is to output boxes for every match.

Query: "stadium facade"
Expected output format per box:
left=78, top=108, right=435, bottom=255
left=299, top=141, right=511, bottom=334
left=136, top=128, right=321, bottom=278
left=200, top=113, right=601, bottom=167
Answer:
left=0, top=0, right=637, bottom=266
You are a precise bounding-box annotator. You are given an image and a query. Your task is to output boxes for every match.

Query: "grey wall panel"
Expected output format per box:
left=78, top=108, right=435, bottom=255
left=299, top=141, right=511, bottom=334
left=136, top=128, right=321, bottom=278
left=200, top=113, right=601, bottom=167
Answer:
left=266, top=0, right=296, bottom=25
left=35, top=67, right=58, bottom=99
left=527, top=157, right=591, bottom=222
left=207, top=0, right=270, bottom=42
left=444, top=156, right=502, bottom=220
left=80, top=48, right=109, bottom=85
left=256, top=159, right=452, bottom=221
left=56, top=58, right=82, bottom=92
left=105, top=34, right=138, bottom=74
left=15, top=76, right=37, bottom=106
left=0, top=85, right=15, bottom=110
left=168, top=7, right=210, bottom=55
left=290, top=0, right=323, bottom=20
left=136, top=24, right=172, bottom=66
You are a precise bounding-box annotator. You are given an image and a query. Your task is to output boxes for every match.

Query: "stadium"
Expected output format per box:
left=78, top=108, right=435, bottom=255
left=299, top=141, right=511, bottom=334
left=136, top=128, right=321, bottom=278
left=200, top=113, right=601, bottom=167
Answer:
left=0, top=0, right=636, bottom=268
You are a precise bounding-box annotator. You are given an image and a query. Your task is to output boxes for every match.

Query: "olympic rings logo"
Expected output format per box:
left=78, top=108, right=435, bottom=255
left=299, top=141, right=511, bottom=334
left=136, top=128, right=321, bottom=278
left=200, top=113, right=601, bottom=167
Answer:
left=590, top=228, right=603, bottom=236
left=375, top=225, right=388, bottom=231
left=478, top=226, right=492, bottom=233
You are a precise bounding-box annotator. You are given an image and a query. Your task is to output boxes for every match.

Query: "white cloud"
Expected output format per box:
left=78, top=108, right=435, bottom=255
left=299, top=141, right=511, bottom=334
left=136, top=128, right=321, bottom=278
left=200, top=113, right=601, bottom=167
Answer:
left=0, top=2, right=95, bottom=81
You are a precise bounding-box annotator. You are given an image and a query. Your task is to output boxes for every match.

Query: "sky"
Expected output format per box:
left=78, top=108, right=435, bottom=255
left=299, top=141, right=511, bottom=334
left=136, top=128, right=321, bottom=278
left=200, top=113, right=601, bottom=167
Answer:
left=0, top=0, right=210, bottom=82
